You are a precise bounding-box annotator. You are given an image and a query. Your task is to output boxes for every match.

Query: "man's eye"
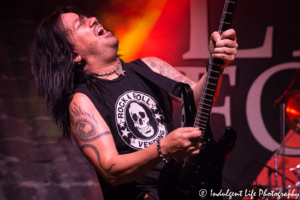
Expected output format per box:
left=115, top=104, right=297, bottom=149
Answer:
left=77, top=20, right=86, bottom=30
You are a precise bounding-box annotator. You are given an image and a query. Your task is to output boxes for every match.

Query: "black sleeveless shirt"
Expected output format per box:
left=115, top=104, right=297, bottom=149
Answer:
left=74, top=59, right=176, bottom=200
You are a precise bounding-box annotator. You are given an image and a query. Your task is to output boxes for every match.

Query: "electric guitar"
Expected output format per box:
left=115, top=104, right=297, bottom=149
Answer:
left=158, top=0, right=237, bottom=199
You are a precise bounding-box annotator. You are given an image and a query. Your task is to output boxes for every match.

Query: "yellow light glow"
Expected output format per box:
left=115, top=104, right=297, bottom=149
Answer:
left=117, top=0, right=168, bottom=61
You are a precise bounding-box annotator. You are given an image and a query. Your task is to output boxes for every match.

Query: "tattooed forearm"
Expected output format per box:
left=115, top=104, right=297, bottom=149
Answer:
left=80, top=144, right=116, bottom=172
left=174, top=76, right=195, bottom=86
left=70, top=102, right=110, bottom=143
left=143, top=57, right=196, bottom=87
left=78, top=131, right=112, bottom=143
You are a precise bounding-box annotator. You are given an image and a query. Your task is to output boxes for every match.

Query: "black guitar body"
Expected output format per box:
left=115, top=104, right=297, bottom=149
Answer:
left=158, top=127, right=237, bottom=200
left=157, top=86, right=237, bottom=200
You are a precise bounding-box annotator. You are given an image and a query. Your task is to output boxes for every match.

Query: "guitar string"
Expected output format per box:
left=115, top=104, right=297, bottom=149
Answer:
left=179, top=66, right=212, bottom=184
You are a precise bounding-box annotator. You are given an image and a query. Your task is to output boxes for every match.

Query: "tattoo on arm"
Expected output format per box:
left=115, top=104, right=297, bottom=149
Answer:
left=70, top=102, right=111, bottom=143
left=80, top=144, right=116, bottom=172
left=145, top=57, right=196, bottom=87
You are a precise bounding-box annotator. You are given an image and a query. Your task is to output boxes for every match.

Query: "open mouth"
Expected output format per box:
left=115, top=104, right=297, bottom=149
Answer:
left=97, top=27, right=105, bottom=36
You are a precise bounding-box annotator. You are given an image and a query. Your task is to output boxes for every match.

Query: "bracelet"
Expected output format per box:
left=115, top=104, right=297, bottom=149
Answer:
left=157, top=139, right=169, bottom=163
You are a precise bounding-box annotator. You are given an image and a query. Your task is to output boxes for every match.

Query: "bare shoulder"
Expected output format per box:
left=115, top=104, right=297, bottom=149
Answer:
left=71, top=92, right=91, bottom=105
left=69, top=92, right=96, bottom=117
left=141, top=57, right=196, bottom=87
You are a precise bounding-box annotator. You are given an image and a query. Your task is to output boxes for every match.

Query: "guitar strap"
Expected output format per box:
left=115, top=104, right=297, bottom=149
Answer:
left=129, top=59, right=197, bottom=128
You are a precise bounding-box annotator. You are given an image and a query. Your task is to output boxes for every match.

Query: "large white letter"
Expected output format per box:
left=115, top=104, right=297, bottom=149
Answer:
left=183, top=1, right=273, bottom=59
left=293, top=50, right=300, bottom=57
left=182, top=0, right=209, bottom=59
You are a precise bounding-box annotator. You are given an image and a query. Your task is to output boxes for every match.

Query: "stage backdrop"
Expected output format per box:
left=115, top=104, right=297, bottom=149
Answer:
left=0, top=0, right=299, bottom=199
left=98, top=0, right=300, bottom=191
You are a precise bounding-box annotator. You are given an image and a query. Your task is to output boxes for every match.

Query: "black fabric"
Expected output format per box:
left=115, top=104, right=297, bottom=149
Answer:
left=127, top=61, right=187, bottom=98
left=74, top=59, right=178, bottom=200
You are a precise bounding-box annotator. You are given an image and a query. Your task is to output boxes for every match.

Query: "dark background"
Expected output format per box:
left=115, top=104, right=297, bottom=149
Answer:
left=0, top=0, right=300, bottom=199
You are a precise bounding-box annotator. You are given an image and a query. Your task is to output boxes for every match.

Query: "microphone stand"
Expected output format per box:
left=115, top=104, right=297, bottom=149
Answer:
left=273, top=91, right=288, bottom=199
left=274, top=150, right=279, bottom=188
left=281, top=100, right=286, bottom=198
left=273, top=65, right=300, bottom=199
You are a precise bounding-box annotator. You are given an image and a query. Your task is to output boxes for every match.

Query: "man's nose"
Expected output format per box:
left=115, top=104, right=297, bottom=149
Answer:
left=87, top=17, right=98, bottom=27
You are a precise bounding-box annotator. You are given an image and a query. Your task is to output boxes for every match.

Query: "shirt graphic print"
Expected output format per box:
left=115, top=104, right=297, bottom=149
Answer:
left=115, top=90, right=168, bottom=150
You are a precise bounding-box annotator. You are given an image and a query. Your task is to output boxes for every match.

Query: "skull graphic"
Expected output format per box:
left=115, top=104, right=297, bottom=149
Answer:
left=128, top=102, right=155, bottom=137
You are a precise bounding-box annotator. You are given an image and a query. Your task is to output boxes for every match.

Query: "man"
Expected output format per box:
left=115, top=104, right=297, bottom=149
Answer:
left=32, top=7, right=237, bottom=200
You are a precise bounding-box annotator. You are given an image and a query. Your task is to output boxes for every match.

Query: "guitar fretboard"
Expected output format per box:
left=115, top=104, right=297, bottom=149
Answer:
left=193, top=0, right=237, bottom=134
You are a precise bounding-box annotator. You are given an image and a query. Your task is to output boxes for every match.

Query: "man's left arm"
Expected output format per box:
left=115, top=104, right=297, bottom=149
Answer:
left=142, top=29, right=238, bottom=106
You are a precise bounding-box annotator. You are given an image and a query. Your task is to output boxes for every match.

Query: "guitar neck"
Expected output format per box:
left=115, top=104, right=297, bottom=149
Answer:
left=194, top=0, right=237, bottom=133
left=218, top=0, right=237, bottom=34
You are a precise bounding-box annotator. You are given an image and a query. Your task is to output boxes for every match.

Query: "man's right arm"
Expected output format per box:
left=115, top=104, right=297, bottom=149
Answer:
left=69, top=93, right=202, bottom=187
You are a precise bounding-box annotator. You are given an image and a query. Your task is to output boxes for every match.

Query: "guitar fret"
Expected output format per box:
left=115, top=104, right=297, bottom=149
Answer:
left=210, top=69, right=219, bottom=73
left=203, top=92, right=213, bottom=97
left=206, top=88, right=215, bottom=92
left=195, top=119, right=206, bottom=125
left=208, top=82, right=216, bottom=86
left=199, top=106, right=210, bottom=111
left=208, top=76, right=218, bottom=80
left=195, top=116, right=205, bottom=121
left=198, top=118, right=207, bottom=123
left=227, top=1, right=236, bottom=3
left=196, top=113, right=208, bottom=119
left=199, top=123, right=206, bottom=127
left=207, top=84, right=216, bottom=89
left=201, top=112, right=209, bottom=116
left=203, top=98, right=212, bottom=102
left=210, top=63, right=222, bottom=67
left=200, top=115, right=208, bottom=120
left=199, top=127, right=205, bottom=131
left=220, top=22, right=231, bottom=25
left=195, top=119, right=201, bottom=124
left=195, top=119, right=205, bottom=125
left=223, top=11, right=233, bottom=14
left=200, top=102, right=211, bottom=107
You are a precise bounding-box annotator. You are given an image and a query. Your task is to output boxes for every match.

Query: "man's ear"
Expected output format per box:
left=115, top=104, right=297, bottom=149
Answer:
left=73, top=55, right=81, bottom=63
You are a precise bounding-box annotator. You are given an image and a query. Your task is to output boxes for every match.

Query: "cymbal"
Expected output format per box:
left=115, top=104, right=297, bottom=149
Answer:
left=285, top=90, right=300, bottom=134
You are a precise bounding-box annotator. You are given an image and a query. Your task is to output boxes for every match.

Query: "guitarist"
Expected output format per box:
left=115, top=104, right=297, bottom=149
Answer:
left=31, top=7, right=238, bottom=200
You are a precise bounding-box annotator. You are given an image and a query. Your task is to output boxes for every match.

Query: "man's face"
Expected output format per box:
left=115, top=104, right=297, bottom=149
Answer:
left=60, top=13, right=119, bottom=59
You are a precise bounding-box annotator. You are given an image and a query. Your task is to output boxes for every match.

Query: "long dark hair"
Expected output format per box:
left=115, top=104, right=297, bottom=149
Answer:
left=31, top=7, right=87, bottom=139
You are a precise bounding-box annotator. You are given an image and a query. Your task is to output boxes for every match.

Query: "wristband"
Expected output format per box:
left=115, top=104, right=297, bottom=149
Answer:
left=157, top=139, right=169, bottom=163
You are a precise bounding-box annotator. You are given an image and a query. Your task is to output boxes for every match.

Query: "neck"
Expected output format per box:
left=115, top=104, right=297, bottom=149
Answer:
left=85, top=56, right=118, bottom=72
left=84, top=56, right=122, bottom=80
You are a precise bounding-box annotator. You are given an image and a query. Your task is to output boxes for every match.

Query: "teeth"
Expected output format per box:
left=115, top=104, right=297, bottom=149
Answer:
left=98, top=27, right=104, bottom=35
